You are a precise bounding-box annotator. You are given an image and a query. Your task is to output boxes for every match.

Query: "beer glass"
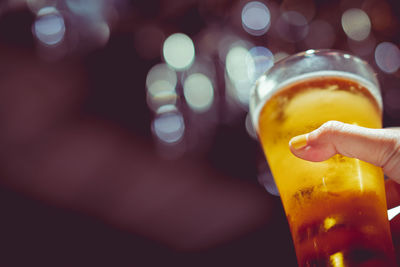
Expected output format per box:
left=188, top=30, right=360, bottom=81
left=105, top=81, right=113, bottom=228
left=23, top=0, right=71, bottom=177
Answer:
left=249, top=50, right=396, bottom=266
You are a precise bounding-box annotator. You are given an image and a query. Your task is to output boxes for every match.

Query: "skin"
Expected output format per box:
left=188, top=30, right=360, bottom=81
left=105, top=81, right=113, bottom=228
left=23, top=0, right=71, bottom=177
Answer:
left=289, top=120, right=400, bottom=254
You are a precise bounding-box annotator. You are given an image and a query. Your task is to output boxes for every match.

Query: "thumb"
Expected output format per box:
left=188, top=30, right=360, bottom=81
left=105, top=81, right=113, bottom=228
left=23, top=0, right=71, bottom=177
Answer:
left=289, top=121, right=400, bottom=183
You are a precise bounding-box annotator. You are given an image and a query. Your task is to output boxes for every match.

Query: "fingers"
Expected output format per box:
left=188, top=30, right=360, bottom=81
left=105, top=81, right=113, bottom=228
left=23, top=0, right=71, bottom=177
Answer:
left=289, top=121, right=400, bottom=182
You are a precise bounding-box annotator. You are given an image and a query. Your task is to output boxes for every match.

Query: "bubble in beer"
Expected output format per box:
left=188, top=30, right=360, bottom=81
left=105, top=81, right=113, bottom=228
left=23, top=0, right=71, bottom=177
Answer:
left=341, top=8, right=371, bottom=41
left=374, top=42, right=400, bottom=74
left=183, top=73, right=214, bottom=112
left=163, top=33, right=195, bottom=71
left=241, top=1, right=271, bottom=36
left=33, top=7, right=66, bottom=46
left=152, top=110, right=185, bottom=144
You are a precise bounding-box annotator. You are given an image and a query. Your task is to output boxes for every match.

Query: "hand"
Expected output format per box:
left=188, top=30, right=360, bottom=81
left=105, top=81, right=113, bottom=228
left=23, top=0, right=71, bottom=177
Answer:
left=289, top=121, right=400, bottom=252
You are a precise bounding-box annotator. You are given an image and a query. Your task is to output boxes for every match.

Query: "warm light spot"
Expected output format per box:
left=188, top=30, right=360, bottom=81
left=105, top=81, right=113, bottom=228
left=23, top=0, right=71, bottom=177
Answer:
left=152, top=111, right=185, bottom=144
left=375, top=42, right=400, bottom=74
left=324, top=217, right=336, bottom=231
left=33, top=7, right=65, bottom=46
left=163, top=33, right=195, bottom=70
left=183, top=73, right=214, bottom=112
left=329, top=252, right=345, bottom=267
left=241, top=1, right=271, bottom=36
left=341, top=9, right=371, bottom=41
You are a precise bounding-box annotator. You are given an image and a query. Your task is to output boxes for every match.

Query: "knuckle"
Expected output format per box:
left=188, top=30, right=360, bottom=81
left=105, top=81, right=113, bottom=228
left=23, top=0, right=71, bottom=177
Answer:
left=316, top=120, right=344, bottom=137
left=381, top=132, right=400, bottom=172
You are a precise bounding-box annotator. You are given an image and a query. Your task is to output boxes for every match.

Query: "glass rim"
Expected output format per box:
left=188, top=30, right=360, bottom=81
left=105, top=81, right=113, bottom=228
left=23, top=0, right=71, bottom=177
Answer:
left=249, top=49, right=382, bottom=132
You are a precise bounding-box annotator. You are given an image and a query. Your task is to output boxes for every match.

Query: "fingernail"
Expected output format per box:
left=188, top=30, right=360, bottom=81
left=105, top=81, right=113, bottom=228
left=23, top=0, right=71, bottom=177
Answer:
left=289, top=134, right=308, bottom=150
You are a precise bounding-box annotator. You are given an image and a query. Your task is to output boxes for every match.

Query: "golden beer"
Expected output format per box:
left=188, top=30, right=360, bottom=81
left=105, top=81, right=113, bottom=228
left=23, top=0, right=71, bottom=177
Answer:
left=250, top=50, right=397, bottom=267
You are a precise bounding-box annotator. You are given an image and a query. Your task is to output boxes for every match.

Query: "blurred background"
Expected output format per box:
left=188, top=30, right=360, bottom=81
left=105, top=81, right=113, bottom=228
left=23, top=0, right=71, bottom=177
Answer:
left=0, top=0, right=399, bottom=266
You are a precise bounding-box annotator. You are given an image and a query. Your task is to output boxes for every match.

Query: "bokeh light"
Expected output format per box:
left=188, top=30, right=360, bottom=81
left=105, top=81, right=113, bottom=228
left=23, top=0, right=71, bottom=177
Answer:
left=89, top=20, right=111, bottom=47
left=66, top=0, right=103, bottom=18
left=147, top=80, right=177, bottom=112
left=27, top=0, right=56, bottom=13
left=374, top=42, right=400, bottom=73
left=276, top=11, right=309, bottom=43
left=226, top=45, right=254, bottom=84
left=241, top=1, right=271, bottom=36
left=183, top=73, right=214, bottom=113
left=341, top=8, right=371, bottom=41
left=225, top=44, right=255, bottom=106
left=152, top=109, right=185, bottom=144
left=248, top=46, right=274, bottom=81
left=146, top=63, right=177, bottom=90
left=33, top=7, right=66, bottom=46
left=146, top=64, right=178, bottom=112
left=280, top=0, right=316, bottom=22
left=163, top=33, right=195, bottom=71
